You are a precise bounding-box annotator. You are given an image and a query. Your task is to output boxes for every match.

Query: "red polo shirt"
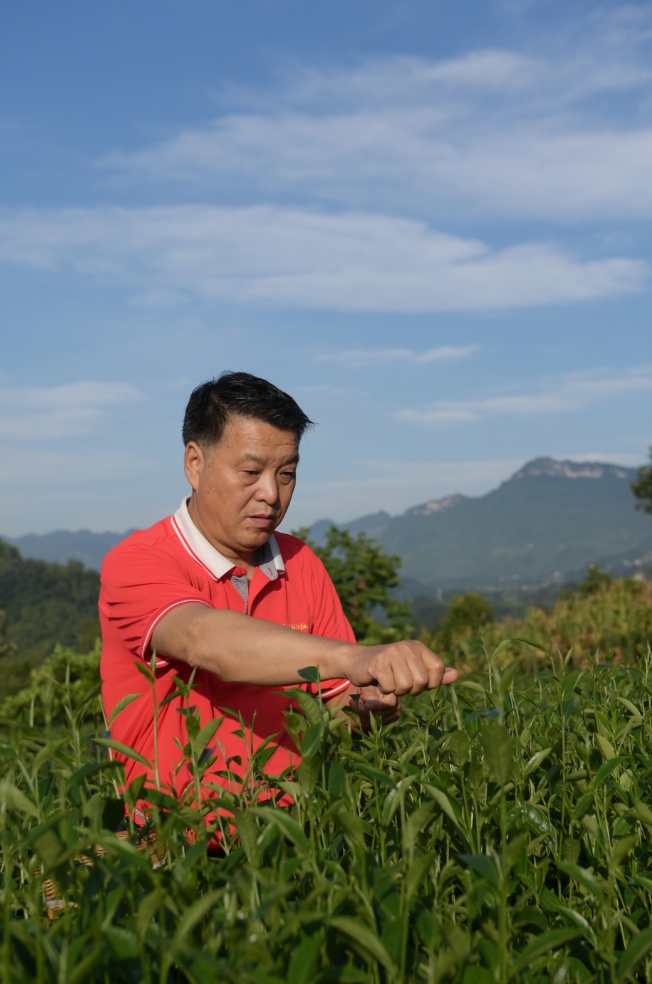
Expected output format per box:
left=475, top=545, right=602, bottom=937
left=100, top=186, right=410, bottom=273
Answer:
left=99, top=499, right=352, bottom=819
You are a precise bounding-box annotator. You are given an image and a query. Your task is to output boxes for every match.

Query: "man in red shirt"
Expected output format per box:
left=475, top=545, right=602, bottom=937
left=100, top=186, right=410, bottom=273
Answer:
left=99, top=372, right=457, bottom=828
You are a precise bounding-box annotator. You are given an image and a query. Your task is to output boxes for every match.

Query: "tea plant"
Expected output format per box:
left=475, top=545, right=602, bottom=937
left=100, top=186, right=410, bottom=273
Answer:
left=2, top=642, right=652, bottom=982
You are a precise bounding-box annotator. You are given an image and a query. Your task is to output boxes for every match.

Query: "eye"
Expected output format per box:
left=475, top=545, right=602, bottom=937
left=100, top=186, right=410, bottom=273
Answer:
left=280, top=471, right=297, bottom=483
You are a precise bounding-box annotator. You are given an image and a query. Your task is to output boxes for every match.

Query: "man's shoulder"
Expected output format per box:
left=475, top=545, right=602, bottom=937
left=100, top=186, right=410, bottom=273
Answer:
left=275, top=532, right=324, bottom=570
left=101, top=516, right=176, bottom=572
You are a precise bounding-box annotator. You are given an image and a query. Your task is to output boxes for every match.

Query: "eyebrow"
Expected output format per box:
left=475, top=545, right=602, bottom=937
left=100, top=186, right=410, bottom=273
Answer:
left=239, top=453, right=300, bottom=466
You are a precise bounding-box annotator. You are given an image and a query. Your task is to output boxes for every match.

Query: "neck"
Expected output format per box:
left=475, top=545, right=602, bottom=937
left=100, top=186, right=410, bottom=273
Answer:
left=186, top=494, right=257, bottom=571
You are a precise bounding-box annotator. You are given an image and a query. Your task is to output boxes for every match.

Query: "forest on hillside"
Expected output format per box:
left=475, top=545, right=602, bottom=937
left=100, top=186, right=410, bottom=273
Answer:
left=0, top=539, right=100, bottom=698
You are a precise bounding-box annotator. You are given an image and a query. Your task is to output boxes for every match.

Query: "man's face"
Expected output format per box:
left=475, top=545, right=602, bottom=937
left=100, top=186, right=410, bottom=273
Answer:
left=184, top=414, right=299, bottom=564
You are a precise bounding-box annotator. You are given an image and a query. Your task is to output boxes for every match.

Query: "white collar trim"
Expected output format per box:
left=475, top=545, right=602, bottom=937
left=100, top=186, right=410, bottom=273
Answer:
left=171, top=497, right=285, bottom=581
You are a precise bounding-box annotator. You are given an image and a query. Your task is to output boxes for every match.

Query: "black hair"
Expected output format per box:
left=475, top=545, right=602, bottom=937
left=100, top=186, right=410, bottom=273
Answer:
left=182, top=371, right=314, bottom=447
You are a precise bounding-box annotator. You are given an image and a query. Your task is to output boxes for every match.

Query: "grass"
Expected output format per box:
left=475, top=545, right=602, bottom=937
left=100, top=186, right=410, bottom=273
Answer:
left=2, top=640, right=652, bottom=983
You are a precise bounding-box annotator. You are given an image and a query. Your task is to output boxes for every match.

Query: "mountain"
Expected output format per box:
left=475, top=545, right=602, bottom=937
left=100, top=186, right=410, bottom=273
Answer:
left=3, top=457, right=650, bottom=592
left=3, top=529, right=134, bottom=574
left=309, top=457, right=652, bottom=592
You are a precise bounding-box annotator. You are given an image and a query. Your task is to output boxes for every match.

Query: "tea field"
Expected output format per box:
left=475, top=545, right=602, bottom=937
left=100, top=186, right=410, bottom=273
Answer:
left=2, top=635, right=652, bottom=983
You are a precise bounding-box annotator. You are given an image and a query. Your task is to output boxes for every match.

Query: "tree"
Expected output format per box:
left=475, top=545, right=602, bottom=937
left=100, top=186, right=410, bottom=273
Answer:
left=296, top=526, right=412, bottom=641
left=0, top=610, right=15, bottom=661
left=632, top=447, right=652, bottom=515
left=576, top=564, right=613, bottom=597
left=434, top=592, right=494, bottom=654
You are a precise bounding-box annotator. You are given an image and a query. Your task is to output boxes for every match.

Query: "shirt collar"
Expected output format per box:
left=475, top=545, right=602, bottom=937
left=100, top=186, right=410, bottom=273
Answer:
left=172, top=497, right=285, bottom=581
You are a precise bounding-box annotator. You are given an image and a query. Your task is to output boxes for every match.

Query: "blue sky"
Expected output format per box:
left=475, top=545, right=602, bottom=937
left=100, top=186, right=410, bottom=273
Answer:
left=1, top=0, right=651, bottom=535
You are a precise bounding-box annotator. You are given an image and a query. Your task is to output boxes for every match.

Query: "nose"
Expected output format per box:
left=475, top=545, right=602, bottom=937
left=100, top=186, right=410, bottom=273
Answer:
left=255, top=472, right=280, bottom=506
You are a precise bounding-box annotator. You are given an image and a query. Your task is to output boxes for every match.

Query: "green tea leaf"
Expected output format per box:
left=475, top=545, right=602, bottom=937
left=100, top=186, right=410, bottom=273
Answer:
left=296, top=751, right=322, bottom=793
left=330, top=801, right=365, bottom=845
left=595, top=733, right=617, bottom=761
left=510, top=928, right=583, bottom=975
left=616, top=696, right=643, bottom=724
left=616, top=926, right=652, bottom=981
left=234, top=809, right=259, bottom=864
left=300, top=722, right=324, bottom=758
left=108, top=693, right=142, bottom=726
left=287, top=930, right=323, bottom=984
left=447, top=729, right=471, bottom=767
left=561, top=838, right=582, bottom=864
left=0, top=780, right=39, bottom=819
left=457, top=853, right=499, bottom=890
left=557, top=861, right=605, bottom=902
left=406, top=852, right=434, bottom=900
left=552, top=906, right=597, bottom=948
left=297, top=665, right=320, bottom=685
left=172, top=890, right=224, bottom=947
left=427, top=785, right=463, bottom=826
left=33, top=827, right=66, bottom=869
left=194, top=715, right=225, bottom=765
left=595, top=755, right=626, bottom=786
left=381, top=775, right=417, bottom=826
left=522, top=746, right=553, bottom=778
left=480, top=723, right=513, bottom=785
left=573, top=791, right=594, bottom=821
left=250, top=806, right=310, bottom=854
left=328, top=917, right=396, bottom=974
left=92, top=737, right=151, bottom=768
left=632, top=801, right=652, bottom=830
left=137, top=888, right=166, bottom=940
left=103, top=926, right=140, bottom=959
left=612, top=833, right=638, bottom=867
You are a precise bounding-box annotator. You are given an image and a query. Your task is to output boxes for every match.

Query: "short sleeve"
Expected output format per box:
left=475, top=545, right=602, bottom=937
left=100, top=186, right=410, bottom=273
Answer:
left=99, top=534, right=212, bottom=661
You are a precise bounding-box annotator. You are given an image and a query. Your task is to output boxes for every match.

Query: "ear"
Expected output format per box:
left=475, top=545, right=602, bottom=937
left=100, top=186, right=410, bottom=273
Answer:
left=184, top=442, right=205, bottom=491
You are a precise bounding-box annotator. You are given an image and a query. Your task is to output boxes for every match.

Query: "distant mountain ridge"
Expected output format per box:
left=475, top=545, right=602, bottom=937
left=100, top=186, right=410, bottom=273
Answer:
left=512, top=457, right=632, bottom=481
left=308, top=457, right=652, bottom=592
left=2, top=529, right=134, bottom=573
left=3, top=457, right=650, bottom=593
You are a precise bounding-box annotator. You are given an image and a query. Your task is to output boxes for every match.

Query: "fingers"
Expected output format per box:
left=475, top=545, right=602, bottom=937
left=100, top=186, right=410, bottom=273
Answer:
left=354, top=687, right=402, bottom=725
left=349, top=641, right=457, bottom=697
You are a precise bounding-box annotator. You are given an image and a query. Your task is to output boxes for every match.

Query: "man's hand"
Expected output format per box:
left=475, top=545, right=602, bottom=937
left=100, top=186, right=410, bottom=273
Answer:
left=345, top=640, right=458, bottom=696
left=351, top=686, right=402, bottom=726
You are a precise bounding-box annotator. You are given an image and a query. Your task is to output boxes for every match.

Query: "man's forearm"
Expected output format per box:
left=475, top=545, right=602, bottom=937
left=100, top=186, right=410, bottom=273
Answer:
left=152, top=603, right=458, bottom=696
left=152, top=604, right=353, bottom=685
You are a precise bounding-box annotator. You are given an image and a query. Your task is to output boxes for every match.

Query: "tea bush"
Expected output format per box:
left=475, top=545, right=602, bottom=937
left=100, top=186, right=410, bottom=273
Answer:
left=3, top=638, right=652, bottom=982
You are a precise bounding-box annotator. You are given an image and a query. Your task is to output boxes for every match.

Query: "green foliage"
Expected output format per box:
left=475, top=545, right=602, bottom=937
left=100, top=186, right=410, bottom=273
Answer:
left=4, top=645, right=652, bottom=981
left=0, top=538, right=101, bottom=698
left=425, top=572, right=652, bottom=675
left=513, top=573, right=652, bottom=667
left=0, top=610, right=16, bottom=661
left=434, top=592, right=495, bottom=654
left=632, top=446, right=652, bottom=515
left=0, top=642, right=103, bottom=728
left=573, top=563, right=614, bottom=597
left=297, top=526, right=412, bottom=641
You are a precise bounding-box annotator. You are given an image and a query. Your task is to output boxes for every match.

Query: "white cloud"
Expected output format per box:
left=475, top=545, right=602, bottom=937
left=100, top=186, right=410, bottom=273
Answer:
left=396, top=367, right=652, bottom=426
left=0, top=206, right=645, bottom=312
left=314, top=345, right=479, bottom=367
left=0, top=381, right=143, bottom=441
left=101, top=14, right=652, bottom=221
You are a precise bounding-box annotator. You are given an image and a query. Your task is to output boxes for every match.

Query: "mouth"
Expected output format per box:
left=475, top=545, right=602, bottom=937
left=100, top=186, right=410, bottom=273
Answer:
left=249, top=515, right=276, bottom=529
